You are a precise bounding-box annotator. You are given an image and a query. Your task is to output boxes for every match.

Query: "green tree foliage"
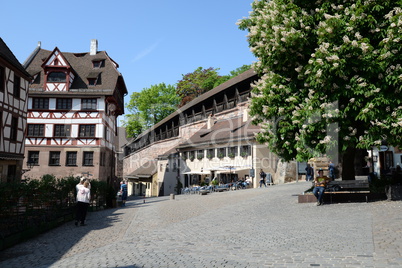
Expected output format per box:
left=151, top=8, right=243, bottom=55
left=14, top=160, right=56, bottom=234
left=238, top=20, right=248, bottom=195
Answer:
left=124, top=83, right=180, bottom=138
left=229, top=64, right=252, bottom=77
left=238, top=0, right=402, bottom=180
left=123, top=113, right=146, bottom=139
left=176, top=67, right=222, bottom=107
left=176, top=65, right=252, bottom=107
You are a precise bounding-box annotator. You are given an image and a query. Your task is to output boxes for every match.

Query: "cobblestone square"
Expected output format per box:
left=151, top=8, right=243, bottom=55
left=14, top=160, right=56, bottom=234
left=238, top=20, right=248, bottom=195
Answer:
left=0, top=181, right=401, bottom=268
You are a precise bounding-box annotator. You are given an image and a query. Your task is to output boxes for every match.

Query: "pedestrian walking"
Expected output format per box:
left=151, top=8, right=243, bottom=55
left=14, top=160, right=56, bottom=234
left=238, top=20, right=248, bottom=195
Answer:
left=259, top=169, right=267, bottom=188
left=120, top=180, right=128, bottom=207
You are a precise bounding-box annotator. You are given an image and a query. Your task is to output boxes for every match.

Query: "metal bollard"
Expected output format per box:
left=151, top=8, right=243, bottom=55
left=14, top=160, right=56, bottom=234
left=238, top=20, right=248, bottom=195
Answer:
left=170, top=193, right=175, bottom=200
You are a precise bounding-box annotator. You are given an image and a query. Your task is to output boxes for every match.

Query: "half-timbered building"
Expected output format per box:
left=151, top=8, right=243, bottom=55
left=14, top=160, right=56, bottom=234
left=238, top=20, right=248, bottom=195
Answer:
left=23, top=40, right=127, bottom=182
left=0, top=38, right=32, bottom=182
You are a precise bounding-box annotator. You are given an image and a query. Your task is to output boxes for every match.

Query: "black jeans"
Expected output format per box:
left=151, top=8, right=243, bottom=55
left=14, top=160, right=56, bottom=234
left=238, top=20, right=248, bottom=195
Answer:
left=76, top=201, right=89, bottom=224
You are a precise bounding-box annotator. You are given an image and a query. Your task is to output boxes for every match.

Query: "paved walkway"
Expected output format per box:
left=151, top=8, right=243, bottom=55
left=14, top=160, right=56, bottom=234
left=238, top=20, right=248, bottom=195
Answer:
left=0, top=181, right=401, bottom=268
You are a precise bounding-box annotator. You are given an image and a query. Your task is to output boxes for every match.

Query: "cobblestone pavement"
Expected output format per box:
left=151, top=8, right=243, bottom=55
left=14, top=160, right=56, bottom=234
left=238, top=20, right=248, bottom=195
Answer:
left=0, top=181, right=401, bottom=268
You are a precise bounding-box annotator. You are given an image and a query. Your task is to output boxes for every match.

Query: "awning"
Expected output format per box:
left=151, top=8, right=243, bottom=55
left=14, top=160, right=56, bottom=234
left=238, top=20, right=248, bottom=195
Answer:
left=204, top=167, right=230, bottom=171
left=215, top=165, right=251, bottom=174
left=183, top=171, right=211, bottom=175
left=216, top=169, right=250, bottom=174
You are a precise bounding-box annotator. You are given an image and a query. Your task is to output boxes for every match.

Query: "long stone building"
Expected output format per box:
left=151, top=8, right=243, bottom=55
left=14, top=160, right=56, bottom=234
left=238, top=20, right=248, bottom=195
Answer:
left=0, top=38, right=32, bottom=182
left=123, top=69, right=297, bottom=197
left=22, top=40, right=127, bottom=182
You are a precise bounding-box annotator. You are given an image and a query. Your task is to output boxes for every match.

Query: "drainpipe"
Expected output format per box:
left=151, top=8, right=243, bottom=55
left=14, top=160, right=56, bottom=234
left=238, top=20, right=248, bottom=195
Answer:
left=251, top=143, right=255, bottom=188
left=175, top=149, right=181, bottom=193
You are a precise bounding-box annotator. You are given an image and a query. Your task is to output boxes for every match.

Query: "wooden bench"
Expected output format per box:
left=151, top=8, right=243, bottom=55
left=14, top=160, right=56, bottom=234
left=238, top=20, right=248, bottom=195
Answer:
left=325, top=180, right=370, bottom=203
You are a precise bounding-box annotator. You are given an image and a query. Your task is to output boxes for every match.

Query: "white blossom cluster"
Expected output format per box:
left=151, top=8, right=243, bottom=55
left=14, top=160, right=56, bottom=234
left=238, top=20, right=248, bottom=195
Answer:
left=239, top=0, right=402, bottom=158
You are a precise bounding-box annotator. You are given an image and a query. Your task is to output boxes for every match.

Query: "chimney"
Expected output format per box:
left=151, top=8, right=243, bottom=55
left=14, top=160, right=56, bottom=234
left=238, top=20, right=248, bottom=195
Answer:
left=90, top=39, right=98, bottom=55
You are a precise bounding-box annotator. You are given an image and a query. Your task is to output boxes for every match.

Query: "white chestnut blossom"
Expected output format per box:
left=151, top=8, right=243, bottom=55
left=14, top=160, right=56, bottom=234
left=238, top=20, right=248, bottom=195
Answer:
left=239, top=0, right=402, bottom=161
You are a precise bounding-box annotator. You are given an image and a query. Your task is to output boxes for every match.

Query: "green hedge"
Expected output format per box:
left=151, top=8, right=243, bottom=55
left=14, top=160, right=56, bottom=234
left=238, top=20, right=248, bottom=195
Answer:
left=0, top=174, right=117, bottom=250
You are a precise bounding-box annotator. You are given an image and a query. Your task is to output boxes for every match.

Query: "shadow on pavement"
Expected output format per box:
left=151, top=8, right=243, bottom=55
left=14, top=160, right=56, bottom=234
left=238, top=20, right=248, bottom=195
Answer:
left=0, top=198, right=142, bottom=266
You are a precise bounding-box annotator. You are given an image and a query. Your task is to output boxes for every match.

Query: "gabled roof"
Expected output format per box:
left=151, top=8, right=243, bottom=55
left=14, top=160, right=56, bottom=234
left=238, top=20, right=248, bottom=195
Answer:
left=24, top=47, right=127, bottom=95
left=41, top=47, right=71, bottom=69
left=177, top=116, right=260, bottom=149
left=0, top=38, right=31, bottom=79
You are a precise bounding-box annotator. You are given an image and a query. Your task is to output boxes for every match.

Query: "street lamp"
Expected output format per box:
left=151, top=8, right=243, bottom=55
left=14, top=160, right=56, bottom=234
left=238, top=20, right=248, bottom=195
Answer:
left=27, top=159, right=35, bottom=170
left=22, top=159, right=35, bottom=176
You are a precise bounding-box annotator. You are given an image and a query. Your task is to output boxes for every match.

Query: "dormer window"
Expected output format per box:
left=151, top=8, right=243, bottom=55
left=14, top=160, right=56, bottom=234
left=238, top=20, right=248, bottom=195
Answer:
left=92, top=60, right=104, bottom=68
left=88, top=78, right=96, bottom=86
left=48, top=72, right=66, bottom=82
left=31, top=73, right=40, bottom=84
left=87, top=72, right=101, bottom=86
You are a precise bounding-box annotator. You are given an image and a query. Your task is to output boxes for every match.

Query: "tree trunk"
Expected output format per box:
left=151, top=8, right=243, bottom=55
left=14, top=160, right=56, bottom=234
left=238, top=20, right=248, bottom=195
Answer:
left=341, top=147, right=356, bottom=180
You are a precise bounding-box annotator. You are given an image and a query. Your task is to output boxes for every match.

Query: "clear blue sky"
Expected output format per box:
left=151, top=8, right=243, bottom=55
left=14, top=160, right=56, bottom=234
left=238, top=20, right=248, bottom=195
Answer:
left=1, top=0, right=255, bottom=105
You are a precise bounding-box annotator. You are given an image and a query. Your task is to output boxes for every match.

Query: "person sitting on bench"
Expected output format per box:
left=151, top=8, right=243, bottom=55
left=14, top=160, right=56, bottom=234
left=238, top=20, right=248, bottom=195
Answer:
left=313, top=168, right=330, bottom=206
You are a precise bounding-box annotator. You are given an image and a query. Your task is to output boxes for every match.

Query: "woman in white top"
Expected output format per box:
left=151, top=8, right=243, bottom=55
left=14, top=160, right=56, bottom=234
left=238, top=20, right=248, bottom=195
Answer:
left=75, top=180, right=91, bottom=226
